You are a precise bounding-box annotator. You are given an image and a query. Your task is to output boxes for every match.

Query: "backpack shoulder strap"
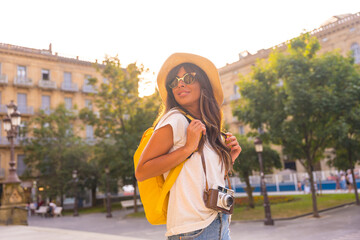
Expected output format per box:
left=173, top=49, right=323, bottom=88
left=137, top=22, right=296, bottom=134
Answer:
left=154, top=109, right=200, bottom=213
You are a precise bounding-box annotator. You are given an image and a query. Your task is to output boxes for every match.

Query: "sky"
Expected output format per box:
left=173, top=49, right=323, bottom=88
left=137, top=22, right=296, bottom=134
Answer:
left=1, top=0, right=360, bottom=95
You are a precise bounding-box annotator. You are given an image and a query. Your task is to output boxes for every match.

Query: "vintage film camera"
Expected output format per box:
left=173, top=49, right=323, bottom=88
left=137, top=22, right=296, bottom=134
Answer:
left=204, top=186, right=234, bottom=214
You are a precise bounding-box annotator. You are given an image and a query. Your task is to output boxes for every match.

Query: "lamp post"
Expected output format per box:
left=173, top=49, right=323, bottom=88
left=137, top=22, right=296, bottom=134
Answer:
left=0, top=100, right=27, bottom=225
left=254, top=137, right=274, bottom=226
left=105, top=166, right=112, bottom=218
left=72, top=170, right=79, bottom=217
left=3, top=100, right=21, bottom=183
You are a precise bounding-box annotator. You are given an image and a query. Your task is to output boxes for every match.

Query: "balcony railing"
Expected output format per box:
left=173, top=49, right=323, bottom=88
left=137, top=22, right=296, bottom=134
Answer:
left=85, top=137, right=97, bottom=145
left=39, top=79, right=57, bottom=89
left=14, top=77, right=33, bottom=87
left=0, top=104, right=7, bottom=114
left=82, top=84, right=98, bottom=94
left=0, top=74, right=8, bottom=85
left=61, top=82, right=78, bottom=92
left=40, top=107, right=54, bottom=115
left=229, top=94, right=241, bottom=101
left=64, top=108, right=79, bottom=116
left=17, top=105, right=34, bottom=115
left=0, top=136, right=28, bottom=145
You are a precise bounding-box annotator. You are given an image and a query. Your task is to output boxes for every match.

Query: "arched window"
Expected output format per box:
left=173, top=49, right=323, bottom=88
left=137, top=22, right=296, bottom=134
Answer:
left=351, top=43, right=360, bottom=64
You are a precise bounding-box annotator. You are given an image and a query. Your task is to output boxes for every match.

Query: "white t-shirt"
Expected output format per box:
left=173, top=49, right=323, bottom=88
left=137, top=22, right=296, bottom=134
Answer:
left=155, top=108, right=225, bottom=237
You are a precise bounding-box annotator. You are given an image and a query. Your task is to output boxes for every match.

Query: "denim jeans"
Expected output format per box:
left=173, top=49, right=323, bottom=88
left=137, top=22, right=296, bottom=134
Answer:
left=167, top=213, right=231, bottom=240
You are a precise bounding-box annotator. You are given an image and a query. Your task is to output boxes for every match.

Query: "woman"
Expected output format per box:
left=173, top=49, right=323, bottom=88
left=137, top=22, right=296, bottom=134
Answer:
left=135, top=53, right=241, bottom=240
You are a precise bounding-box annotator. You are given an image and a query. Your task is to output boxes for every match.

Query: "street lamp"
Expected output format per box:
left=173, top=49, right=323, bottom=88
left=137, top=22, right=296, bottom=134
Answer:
left=254, top=137, right=274, bottom=226
left=0, top=100, right=27, bottom=225
left=3, top=100, right=21, bottom=183
left=105, top=166, right=112, bottom=218
left=72, top=170, right=79, bottom=217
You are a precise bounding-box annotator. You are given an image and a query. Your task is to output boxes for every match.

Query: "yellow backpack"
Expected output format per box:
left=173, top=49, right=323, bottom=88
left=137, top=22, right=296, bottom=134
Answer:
left=133, top=111, right=194, bottom=225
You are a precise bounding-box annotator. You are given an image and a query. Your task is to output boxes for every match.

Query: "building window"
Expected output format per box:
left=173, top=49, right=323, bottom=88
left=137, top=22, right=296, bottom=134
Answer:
left=42, top=69, right=50, bottom=80
left=64, top=97, right=72, bottom=110
left=85, top=75, right=91, bottom=84
left=66, top=124, right=73, bottom=136
left=258, top=126, right=264, bottom=134
left=17, top=66, right=27, bottom=80
left=85, top=100, right=92, bottom=110
left=351, top=43, right=360, bottom=64
left=239, top=125, right=245, bottom=135
left=17, top=121, right=27, bottom=138
left=230, top=85, right=241, bottom=101
left=17, top=154, right=26, bottom=176
left=41, top=95, right=51, bottom=112
left=86, top=125, right=94, bottom=139
left=64, top=72, right=72, bottom=86
left=17, top=93, right=27, bottom=113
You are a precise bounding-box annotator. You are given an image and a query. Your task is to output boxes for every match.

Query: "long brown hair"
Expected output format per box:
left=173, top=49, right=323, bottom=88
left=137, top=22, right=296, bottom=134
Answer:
left=155, top=63, right=232, bottom=173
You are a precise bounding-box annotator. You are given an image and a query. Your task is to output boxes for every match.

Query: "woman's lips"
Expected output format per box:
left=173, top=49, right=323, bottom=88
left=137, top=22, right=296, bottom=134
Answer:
left=178, top=90, right=189, bottom=97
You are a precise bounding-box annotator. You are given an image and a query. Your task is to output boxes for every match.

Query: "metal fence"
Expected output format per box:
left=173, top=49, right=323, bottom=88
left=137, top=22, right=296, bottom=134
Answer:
left=230, top=169, right=360, bottom=193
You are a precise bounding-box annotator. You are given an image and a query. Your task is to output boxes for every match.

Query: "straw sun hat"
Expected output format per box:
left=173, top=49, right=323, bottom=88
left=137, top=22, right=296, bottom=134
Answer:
left=157, top=53, right=224, bottom=106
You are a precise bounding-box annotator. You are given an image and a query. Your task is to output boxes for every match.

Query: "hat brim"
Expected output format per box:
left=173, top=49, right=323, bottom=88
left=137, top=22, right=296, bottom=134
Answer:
left=157, top=53, right=224, bottom=106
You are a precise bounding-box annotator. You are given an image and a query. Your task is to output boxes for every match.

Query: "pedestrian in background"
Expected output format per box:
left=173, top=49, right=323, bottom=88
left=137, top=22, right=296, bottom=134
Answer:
left=346, top=169, right=353, bottom=193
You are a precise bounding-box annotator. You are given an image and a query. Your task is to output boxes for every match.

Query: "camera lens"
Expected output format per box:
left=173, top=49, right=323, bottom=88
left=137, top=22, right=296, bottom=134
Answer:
left=224, top=195, right=234, bottom=207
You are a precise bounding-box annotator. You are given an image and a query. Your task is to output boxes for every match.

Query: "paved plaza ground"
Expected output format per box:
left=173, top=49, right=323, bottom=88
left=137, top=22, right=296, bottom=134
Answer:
left=0, top=203, right=359, bottom=240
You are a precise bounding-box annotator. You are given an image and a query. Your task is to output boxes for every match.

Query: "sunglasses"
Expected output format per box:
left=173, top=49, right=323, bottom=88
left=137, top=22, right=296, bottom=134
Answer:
left=168, top=72, right=197, bottom=89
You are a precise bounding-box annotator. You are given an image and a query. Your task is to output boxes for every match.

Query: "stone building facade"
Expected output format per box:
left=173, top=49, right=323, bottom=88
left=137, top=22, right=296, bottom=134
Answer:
left=219, top=12, right=360, bottom=172
left=0, top=43, right=102, bottom=193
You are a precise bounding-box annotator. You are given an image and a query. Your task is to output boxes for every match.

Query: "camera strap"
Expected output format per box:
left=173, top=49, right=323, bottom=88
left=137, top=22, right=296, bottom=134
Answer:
left=200, top=151, right=232, bottom=192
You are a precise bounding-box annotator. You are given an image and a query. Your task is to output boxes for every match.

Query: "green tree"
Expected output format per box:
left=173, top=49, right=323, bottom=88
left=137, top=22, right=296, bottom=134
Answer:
left=328, top=111, right=360, bottom=205
left=80, top=56, right=161, bottom=212
left=233, top=135, right=281, bottom=208
left=22, top=104, right=92, bottom=207
left=234, top=33, right=360, bottom=216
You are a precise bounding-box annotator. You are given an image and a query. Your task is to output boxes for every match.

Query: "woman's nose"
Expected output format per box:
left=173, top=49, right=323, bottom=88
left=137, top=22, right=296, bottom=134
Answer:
left=177, top=80, right=185, bottom=88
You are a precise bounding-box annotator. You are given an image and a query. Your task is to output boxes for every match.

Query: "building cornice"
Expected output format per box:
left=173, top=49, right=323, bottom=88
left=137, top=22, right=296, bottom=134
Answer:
left=219, top=12, right=360, bottom=75
left=0, top=43, right=104, bottom=68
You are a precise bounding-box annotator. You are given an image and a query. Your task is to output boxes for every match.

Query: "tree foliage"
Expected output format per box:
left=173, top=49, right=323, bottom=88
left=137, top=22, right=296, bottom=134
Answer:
left=22, top=104, right=93, bottom=206
left=79, top=57, right=161, bottom=193
left=233, top=135, right=281, bottom=208
left=233, top=33, right=360, bottom=216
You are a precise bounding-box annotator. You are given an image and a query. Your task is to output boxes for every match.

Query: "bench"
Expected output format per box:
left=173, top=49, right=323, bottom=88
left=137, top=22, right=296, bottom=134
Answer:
left=121, top=199, right=142, bottom=209
left=54, top=207, right=63, bottom=217
left=34, top=206, right=48, bottom=217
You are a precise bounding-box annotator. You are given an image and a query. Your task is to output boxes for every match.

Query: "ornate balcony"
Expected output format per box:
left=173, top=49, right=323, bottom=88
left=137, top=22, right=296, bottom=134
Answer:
left=0, top=136, right=28, bottom=146
left=0, top=74, right=8, bottom=85
left=17, top=105, right=34, bottom=115
left=82, top=84, right=98, bottom=94
left=39, top=79, right=57, bottom=90
left=85, top=137, right=97, bottom=145
left=0, top=104, right=7, bottom=114
left=229, top=93, right=241, bottom=101
left=40, top=107, right=54, bottom=115
left=61, top=82, right=78, bottom=92
left=14, top=77, right=33, bottom=87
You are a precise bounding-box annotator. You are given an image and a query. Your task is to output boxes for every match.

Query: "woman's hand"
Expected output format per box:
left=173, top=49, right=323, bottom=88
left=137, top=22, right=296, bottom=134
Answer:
left=225, top=132, right=241, bottom=164
left=185, top=119, right=206, bottom=153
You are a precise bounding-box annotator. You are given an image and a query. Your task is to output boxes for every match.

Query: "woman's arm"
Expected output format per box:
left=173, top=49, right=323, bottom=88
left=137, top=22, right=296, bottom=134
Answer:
left=135, top=119, right=206, bottom=182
